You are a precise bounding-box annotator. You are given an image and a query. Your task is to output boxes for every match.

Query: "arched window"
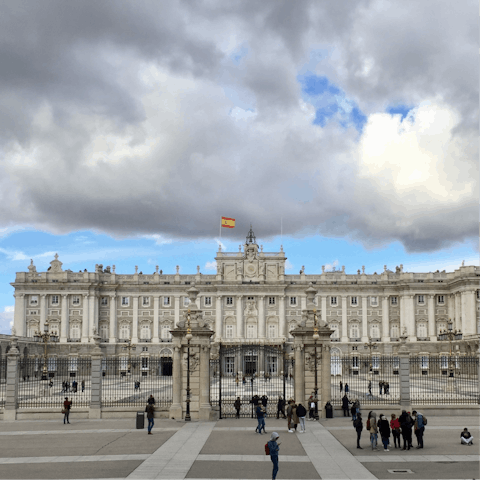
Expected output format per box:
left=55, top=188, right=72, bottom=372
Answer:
left=267, top=324, right=277, bottom=338
left=417, top=323, right=427, bottom=338
left=100, top=325, right=108, bottom=339
left=370, top=324, right=380, bottom=339
left=141, top=325, right=151, bottom=340
left=225, top=325, right=234, bottom=338
left=246, top=324, right=256, bottom=339
left=350, top=324, right=359, bottom=339
left=120, top=325, right=130, bottom=340
left=330, top=348, right=342, bottom=375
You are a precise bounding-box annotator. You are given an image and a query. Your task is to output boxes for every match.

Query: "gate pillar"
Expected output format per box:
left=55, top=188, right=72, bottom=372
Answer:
left=168, top=285, right=214, bottom=420
left=291, top=284, right=333, bottom=417
left=4, top=335, right=20, bottom=421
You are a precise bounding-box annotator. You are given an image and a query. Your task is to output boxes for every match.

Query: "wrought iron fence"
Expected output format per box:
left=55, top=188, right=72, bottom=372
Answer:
left=330, top=355, right=400, bottom=406
left=410, top=356, right=479, bottom=405
left=210, top=343, right=295, bottom=418
left=101, top=356, right=173, bottom=407
left=17, top=357, right=91, bottom=408
left=0, top=358, right=6, bottom=408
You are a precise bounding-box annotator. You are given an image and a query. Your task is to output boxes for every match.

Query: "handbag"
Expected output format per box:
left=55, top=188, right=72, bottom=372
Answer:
left=61, top=409, right=66, bottom=414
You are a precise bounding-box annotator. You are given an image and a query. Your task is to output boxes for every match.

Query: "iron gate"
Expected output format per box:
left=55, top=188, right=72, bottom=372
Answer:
left=210, top=343, right=294, bottom=418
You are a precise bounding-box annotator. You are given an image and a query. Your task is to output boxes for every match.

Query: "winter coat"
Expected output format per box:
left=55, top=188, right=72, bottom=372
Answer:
left=146, top=404, right=154, bottom=419
left=378, top=417, right=391, bottom=438
left=291, top=406, right=299, bottom=424
left=342, top=396, right=351, bottom=409
left=296, top=404, right=307, bottom=418
left=369, top=413, right=378, bottom=434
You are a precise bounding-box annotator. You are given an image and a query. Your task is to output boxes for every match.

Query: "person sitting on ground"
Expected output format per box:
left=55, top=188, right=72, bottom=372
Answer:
left=460, top=428, right=473, bottom=445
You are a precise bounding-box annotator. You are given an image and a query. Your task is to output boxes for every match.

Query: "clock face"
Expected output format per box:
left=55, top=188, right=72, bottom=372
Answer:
left=245, top=262, right=257, bottom=277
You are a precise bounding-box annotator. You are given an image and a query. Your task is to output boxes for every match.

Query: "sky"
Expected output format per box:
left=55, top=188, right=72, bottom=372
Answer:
left=0, top=1, right=478, bottom=333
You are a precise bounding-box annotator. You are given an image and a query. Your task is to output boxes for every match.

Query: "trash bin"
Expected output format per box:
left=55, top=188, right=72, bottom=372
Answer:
left=325, top=401, right=333, bottom=418
left=136, top=411, right=145, bottom=429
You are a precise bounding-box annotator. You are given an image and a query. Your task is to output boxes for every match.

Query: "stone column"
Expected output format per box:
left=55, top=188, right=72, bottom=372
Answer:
left=447, top=294, right=455, bottom=326
left=382, top=295, right=390, bottom=342
left=174, top=295, right=180, bottom=327
left=88, top=294, right=96, bottom=339
left=81, top=294, right=89, bottom=342
left=341, top=296, right=348, bottom=342
left=60, top=294, right=69, bottom=343
left=320, top=344, right=331, bottom=408
left=169, top=345, right=183, bottom=419
left=294, top=345, right=304, bottom=403
left=406, top=295, right=416, bottom=341
left=13, top=293, right=25, bottom=337
left=4, top=338, right=20, bottom=421
left=109, top=295, right=117, bottom=343
left=152, top=296, right=160, bottom=343
left=258, top=295, right=265, bottom=338
left=399, top=295, right=406, bottom=336
left=89, top=346, right=103, bottom=419
left=454, top=292, right=461, bottom=331
left=427, top=294, right=436, bottom=341
left=132, top=296, right=139, bottom=343
left=321, top=296, right=327, bottom=327
left=279, top=295, right=286, bottom=338
left=199, top=344, right=212, bottom=420
left=40, top=294, right=47, bottom=333
left=236, top=295, right=243, bottom=339
left=361, top=296, right=368, bottom=341
left=464, top=290, right=476, bottom=335
left=215, top=295, right=222, bottom=340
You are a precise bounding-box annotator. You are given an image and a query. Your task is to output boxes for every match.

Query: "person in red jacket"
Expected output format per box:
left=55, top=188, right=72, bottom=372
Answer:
left=390, top=414, right=401, bottom=448
left=63, top=397, right=72, bottom=424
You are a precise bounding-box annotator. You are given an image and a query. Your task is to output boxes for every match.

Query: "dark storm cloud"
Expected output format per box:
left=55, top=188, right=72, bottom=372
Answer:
left=0, top=0, right=477, bottom=253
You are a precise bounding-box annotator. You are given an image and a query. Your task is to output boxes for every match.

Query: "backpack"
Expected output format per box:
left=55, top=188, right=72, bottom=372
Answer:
left=366, top=418, right=371, bottom=430
left=265, top=443, right=270, bottom=455
left=422, top=415, right=427, bottom=426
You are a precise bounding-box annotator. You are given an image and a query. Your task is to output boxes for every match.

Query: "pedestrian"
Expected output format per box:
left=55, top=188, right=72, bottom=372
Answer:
left=368, top=412, right=378, bottom=450
left=287, top=399, right=294, bottom=432
left=390, top=414, right=401, bottom=448
left=296, top=403, right=307, bottom=433
left=339, top=381, right=343, bottom=393
left=256, top=401, right=266, bottom=434
left=146, top=403, right=154, bottom=434
left=385, top=382, right=390, bottom=395
left=378, top=414, right=391, bottom=451
left=242, top=376, right=246, bottom=385
left=412, top=411, right=425, bottom=449
left=342, top=394, right=351, bottom=417
left=235, top=376, right=239, bottom=388
left=399, top=410, right=413, bottom=450
left=277, top=396, right=286, bottom=419
left=291, top=402, right=299, bottom=433
left=308, top=397, right=316, bottom=420
left=345, top=383, right=349, bottom=395
left=350, top=402, right=357, bottom=422
left=81, top=380, right=85, bottom=392
left=267, top=432, right=281, bottom=480
left=72, top=380, right=78, bottom=393
left=234, top=397, right=241, bottom=419
left=378, top=381, right=383, bottom=395
left=460, top=428, right=473, bottom=445
left=354, top=412, right=363, bottom=449
left=63, top=397, right=72, bottom=424
left=261, top=395, right=268, bottom=416
left=147, top=394, right=155, bottom=405
left=368, top=380, right=372, bottom=396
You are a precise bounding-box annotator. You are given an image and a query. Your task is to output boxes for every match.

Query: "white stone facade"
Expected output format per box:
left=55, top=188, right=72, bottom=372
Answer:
left=11, top=230, right=480, bottom=355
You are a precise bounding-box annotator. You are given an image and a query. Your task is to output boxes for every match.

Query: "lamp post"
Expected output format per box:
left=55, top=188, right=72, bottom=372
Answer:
left=438, top=319, right=462, bottom=378
left=364, top=337, right=378, bottom=374
left=313, top=309, right=320, bottom=420
left=122, top=338, right=136, bottom=374
left=34, top=321, right=59, bottom=381
left=185, top=309, right=192, bottom=421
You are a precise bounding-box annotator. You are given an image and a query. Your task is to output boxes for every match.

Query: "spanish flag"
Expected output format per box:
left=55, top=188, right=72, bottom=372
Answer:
left=221, top=217, right=235, bottom=228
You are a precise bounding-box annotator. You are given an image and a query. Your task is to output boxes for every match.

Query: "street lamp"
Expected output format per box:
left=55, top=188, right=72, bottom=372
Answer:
left=122, top=338, right=136, bottom=374
left=185, top=309, right=193, bottom=421
left=34, top=321, right=59, bottom=381
left=313, top=309, right=320, bottom=420
left=364, top=338, right=378, bottom=373
left=438, top=319, right=462, bottom=378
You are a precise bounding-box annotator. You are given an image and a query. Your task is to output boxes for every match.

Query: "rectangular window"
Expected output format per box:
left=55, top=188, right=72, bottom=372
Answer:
left=121, top=297, right=129, bottom=306
left=391, top=296, right=398, bottom=305
left=331, top=296, right=337, bottom=306
left=372, top=356, right=379, bottom=369
left=51, top=279, right=58, bottom=283
left=438, top=295, right=445, bottom=304
left=352, top=356, right=359, bottom=368
left=330, top=324, right=339, bottom=339
left=418, top=295, right=425, bottom=304
left=142, top=296, right=149, bottom=306
left=421, top=356, right=429, bottom=369
left=351, top=296, right=358, bottom=306
left=268, top=297, right=275, bottom=305
left=72, top=296, right=80, bottom=305
left=224, top=356, right=235, bottom=375
left=350, top=324, right=359, bottom=339
left=141, top=357, right=148, bottom=369
left=247, top=324, right=256, bottom=338
left=225, top=325, right=234, bottom=338
left=204, top=297, right=212, bottom=306
left=161, top=325, right=172, bottom=340
left=30, top=295, right=38, bottom=305
left=266, top=356, right=278, bottom=374
left=226, top=297, right=233, bottom=305
left=163, top=296, right=170, bottom=306
left=290, top=297, right=297, bottom=306
left=441, top=355, right=448, bottom=369
left=268, top=324, right=277, bottom=338
left=51, top=295, right=59, bottom=305
left=370, top=296, right=378, bottom=306
left=101, top=297, right=108, bottom=305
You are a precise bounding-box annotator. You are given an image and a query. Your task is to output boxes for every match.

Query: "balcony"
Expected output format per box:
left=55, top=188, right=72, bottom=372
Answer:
left=139, top=338, right=151, bottom=343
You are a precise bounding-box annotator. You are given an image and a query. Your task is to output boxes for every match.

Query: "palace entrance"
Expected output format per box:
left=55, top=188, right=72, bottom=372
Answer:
left=210, top=344, right=294, bottom=418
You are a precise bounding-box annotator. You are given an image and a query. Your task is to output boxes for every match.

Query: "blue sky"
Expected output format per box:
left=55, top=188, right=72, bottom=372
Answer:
left=0, top=2, right=477, bottom=332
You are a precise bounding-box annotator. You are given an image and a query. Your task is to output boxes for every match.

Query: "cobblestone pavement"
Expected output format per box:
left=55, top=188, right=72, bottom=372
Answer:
left=0, top=415, right=477, bottom=479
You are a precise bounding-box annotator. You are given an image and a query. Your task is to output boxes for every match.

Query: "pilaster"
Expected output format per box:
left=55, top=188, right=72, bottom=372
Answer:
left=361, top=296, right=368, bottom=342
left=215, top=295, right=222, bottom=341
left=258, top=295, right=265, bottom=338
left=152, top=296, right=160, bottom=343
left=381, top=295, right=390, bottom=342
left=81, top=294, right=89, bottom=342
left=13, top=294, right=25, bottom=337
left=427, top=294, right=436, bottom=341
left=109, top=294, right=117, bottom=343
left=60, top=294, right=68, bottom=343
left=236, top=295, right=243, bottom=339
left=132, top=296, right=139, bottom=343
left=341, top=296, right=348, bottom=342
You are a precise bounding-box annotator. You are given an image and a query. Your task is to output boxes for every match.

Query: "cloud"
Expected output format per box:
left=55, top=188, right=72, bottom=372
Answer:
left=324, top=260, right=339, bottom=271
left=0, top=307, right=14, bottom=334
left=284, top=259, right=294, bottom=271
left=0, top=1, right=476, bottom=254
left=204, top=261, right=217, bottom=271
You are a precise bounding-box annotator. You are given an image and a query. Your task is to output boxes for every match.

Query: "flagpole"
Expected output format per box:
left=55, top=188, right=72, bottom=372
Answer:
left=219, top=217, right=222, bottom=241
left=281, top=217, right=283, bottom=247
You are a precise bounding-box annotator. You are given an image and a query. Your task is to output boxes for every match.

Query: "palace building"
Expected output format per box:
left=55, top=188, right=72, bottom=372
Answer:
left=10, top=227, right=480, bottom=357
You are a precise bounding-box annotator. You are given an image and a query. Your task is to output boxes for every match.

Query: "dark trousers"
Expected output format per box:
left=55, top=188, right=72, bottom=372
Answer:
left=392, top=430, right=401, bottom=447
left=415, top=427, right=424, bottom=447
left=402, top=430, right=412, bottom=449
left=356, top=430, right=362, bottom=447
left=63, top=411, right=70, bottom=424
left=343, top=408, right=349, bottom=416
left=148, top=418, right=154, bottom=433
left=235, top=408, right=240, bottom=418
left=271, top=455, right=279, bottom=480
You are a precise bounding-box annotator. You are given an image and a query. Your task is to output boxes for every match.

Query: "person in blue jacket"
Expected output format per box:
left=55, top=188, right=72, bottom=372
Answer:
left=267, top=432, right=280, bottom=480
left=255, top=401, right=266, bottom=434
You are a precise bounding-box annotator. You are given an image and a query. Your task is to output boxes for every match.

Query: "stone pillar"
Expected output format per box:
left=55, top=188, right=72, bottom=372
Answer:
left=198, top=344, right=212, bottom=420
left=382, top=295, right=390, bottom=342
left=321, top=296, right=327, bottom=327
left=406, top=295, right=416, bottom=341
left=320, top=344, right=331, bottom=409
left=4, top=337, right=20, bottom=421
left=89, top=342, right=103, bottom=419
left=398, top=345, right=410, bottom=407
left=174, top=295, right=180, bottom=328
left=427, top=294, right=436, bottom=341
left=236, top=295, right=243, bottom=339
left=279, top=295, right=286, bottom=338
left=152, top=296, right=160, bottom=343
left=88, top=294, right=96, bottom=339
left=447, top=294, right=455, bottom=327
left=40, top=294, right=47, bottom=333
left=81, top=294, right=89, bottom=342
left=109, top=295, right=117, bottom=343
left=169, top=345, right=183, bottom=419
left=258, top=295, right=265, bottom=338
left=60, top=294, right=69, bottom=343
left=341, top=296, right=348, bottom=342
left=294, top=345, right=304, bottom=403
left=464, top=290, right=476, bottom=335
left=13, top=293, right=25, bottom=337
left=361, top=296, right=368, bottom=342
left=132, top=296, right=139, bottom=343
left=399, top=295, right=406, bottom=336
left=454, top=292, right=461, bottom=331
left=215, top=295, right=222, bottom=340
